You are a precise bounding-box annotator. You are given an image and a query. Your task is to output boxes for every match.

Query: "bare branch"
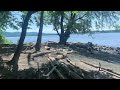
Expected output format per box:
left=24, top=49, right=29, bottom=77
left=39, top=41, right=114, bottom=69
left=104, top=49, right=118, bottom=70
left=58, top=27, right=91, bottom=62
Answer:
left=54, top=24, right=60, bottom=36
left=55, top=29, right=60, bottom=36
left=75, top=12, right=88, bottom=21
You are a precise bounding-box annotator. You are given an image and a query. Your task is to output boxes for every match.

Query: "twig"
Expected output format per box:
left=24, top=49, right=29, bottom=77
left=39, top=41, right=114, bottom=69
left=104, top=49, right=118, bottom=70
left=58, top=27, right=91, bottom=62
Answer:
left=98, top=63, right=101, bottom=71
left=95, top=63, right=101, bottom=76
left=37, top=62, right=40, bottom=79
left=66, top=57, right=76, bottom=66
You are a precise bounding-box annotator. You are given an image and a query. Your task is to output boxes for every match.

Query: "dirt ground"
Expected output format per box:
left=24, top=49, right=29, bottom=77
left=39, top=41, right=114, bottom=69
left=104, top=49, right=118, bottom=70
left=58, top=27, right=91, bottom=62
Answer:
left=1, top=42, right=120, bottom=79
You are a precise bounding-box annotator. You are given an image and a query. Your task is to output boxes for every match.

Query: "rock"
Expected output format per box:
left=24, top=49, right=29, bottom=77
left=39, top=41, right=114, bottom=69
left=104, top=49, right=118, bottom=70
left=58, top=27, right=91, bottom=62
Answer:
left=45, top=46, right=50, bottom=50
left=63, top=53, right=67, bottom=58
left=48, top=53, right=52, bottom=57
left=48, top=56, right=56, bottom=61
left=56, top=55, right=64, bottom=60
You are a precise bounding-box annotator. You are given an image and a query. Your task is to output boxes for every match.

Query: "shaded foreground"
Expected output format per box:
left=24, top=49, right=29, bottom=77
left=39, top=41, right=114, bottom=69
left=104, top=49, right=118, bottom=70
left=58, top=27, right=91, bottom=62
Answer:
left=0, top=42, right=120, bottom=79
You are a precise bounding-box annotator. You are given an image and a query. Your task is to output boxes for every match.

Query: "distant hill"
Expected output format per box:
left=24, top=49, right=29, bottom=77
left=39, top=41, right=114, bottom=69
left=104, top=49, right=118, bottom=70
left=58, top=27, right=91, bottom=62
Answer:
left=3, top=32, right=57, bottom=37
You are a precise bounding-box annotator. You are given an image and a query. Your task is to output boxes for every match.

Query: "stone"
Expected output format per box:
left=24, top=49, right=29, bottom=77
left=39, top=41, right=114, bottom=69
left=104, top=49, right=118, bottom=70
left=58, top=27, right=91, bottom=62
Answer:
left=45, top=46, right=50, bottom=50
left=56, top=55, right=64, bottom=60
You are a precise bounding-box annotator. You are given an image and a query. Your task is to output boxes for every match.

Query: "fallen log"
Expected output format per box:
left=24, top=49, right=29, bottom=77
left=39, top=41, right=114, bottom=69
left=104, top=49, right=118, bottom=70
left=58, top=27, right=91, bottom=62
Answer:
left=57, top=61, right=83, bottom=79
left=66, top=58, right=120, bottom=78
left=66, top=58, right=76, bottom=66
left=43, top=66, right=57, bottom=77
left=67, top=64, right=85, bottom=79
left=48, top=56, right=83, bottom=79
left=47, top=57, right=65, bottom=79
left=32, top=51, right=51, bottom=58
left=80, top=60, right=120, bottom=78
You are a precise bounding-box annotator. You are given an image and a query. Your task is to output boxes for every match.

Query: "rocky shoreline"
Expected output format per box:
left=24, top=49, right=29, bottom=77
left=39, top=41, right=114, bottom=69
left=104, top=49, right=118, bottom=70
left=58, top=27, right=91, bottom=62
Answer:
left=46, top=41, right=120, bottom=55
left=66, top=42, right=120, bottom=55
left=0, top=42, right=120, bottom=55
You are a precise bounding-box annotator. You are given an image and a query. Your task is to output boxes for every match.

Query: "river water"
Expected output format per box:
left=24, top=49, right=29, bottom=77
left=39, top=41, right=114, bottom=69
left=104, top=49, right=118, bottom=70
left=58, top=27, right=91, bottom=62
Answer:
left=6, top=32, right=120, bottom=48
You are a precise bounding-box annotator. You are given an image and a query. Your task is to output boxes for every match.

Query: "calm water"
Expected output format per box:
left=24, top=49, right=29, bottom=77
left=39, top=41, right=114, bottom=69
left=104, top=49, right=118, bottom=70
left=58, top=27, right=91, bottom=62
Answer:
left=6, top=33, right=120, bottom=48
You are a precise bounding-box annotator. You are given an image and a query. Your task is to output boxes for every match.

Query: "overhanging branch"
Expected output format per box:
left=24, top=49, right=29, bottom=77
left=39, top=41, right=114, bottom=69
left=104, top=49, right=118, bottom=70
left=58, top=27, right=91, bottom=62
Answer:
left=75, top=12, right=88, bottom=21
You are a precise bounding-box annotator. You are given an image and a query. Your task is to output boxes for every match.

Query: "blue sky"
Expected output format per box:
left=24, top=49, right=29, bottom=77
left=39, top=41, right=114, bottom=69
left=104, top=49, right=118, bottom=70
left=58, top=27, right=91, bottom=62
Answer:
left=6, top=25, right=57, bottom=33
left=6, top=11, right=57, bottom=33
left=5, top=11, right=117, bottom=33
left=6, top=24, right=115, bottom=33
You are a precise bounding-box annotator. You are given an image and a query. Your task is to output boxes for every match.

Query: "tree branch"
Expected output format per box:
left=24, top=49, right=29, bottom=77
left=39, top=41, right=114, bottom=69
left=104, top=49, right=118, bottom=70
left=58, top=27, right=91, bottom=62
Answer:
left=75, top=12, right=88, bottom=21
left=54, top=24, right=60, bottom=36
left=55, top=29, right=60, bottom=36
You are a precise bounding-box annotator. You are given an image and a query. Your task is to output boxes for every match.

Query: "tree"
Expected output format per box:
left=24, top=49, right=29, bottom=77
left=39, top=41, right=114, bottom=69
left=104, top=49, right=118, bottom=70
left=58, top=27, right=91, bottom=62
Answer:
left=0, top=11, right=14, bottom=44
left=8, top=11, right=36, bottom=74
left=0, top=11, right=29, bottom=44
left=46, top=11, right=120, bottom=44
left=35, top=11, right=44, bottom=51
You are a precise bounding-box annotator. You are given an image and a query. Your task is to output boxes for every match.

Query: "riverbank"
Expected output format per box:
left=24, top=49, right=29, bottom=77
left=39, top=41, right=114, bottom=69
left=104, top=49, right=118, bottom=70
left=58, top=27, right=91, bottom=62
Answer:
left=0, top=42, right=120, bottom=79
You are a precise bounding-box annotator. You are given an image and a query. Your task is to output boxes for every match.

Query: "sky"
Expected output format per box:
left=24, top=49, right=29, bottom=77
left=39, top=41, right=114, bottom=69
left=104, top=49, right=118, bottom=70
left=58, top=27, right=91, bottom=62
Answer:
left=6, top=11, right=57, bottom=33
left=5, top=11, right=118, bottom=33
left=6, top=24, right=115, bottom=33
left=6, top=25, right=57, bottom=33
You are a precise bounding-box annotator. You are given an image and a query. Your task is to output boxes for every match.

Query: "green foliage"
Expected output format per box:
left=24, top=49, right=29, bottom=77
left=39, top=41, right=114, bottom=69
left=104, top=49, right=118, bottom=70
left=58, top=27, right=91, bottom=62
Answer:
left=0, top=11, right=12, bottom=31
left=113, top=24, right=120, bottom=30
left=45, top=11, right=120, bottom=34
left=0, top=33, right=13, bottom=44
left=0, top=35, right=13, bottom=44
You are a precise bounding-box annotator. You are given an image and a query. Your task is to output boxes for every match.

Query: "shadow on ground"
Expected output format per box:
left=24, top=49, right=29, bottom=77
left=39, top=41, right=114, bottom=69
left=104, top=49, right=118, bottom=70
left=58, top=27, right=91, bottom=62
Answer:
left=69, top=45, right=120, bottom=64
left=0, top=59, right=114, bottom=79
left=48, top=43, right=120, bottom=65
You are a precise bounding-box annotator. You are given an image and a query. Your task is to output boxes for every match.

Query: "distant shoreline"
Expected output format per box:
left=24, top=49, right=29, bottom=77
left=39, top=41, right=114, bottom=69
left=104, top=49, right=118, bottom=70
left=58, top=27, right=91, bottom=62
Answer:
left=5, top=34, right=58, bottom=37
left=4, top=32, right=120, bottom=37
left=3, top=32, right=57, bottom=37
left=3, top=30, right=120, bottom=37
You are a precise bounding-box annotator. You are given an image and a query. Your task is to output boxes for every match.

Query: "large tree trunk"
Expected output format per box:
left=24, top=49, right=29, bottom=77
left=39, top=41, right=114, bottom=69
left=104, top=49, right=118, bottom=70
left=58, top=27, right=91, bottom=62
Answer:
left=59, top=34, right=70, bottom=45
left=35, top=11, right=44, bottom=51
left=59, top=12, right=76, bottom=45
left=59, top=11, right=65, bottom=44
left=9, top=11, right=36, bottom=73
left=59, top=25, right=71, bottom=45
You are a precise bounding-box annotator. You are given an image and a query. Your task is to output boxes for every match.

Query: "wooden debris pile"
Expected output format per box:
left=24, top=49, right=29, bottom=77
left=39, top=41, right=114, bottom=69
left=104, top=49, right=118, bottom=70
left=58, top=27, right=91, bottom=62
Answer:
left=36, top=43, right=120, bottom=79
left=42, top=56, right=120, bottom=79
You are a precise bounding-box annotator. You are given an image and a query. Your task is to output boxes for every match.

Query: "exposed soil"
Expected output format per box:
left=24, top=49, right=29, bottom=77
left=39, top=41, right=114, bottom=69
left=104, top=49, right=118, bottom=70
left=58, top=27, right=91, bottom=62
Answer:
left=0, top=42, right=120, bottom=79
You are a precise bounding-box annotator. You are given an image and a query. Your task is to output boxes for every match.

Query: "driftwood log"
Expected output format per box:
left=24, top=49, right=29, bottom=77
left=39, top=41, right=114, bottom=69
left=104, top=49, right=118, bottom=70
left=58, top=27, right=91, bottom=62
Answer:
left=32, top=51, right=51, bottom=58
left=48, top=56, right=83, bottom=79
left=43, top=66, right=57, bottom=77
left=47, top=57, right=65, bottom=79
left=66, top=57, right=120, bottom=79
left=79, top=60, right=120, bottom=78
left=57, top=60, right=83, bottom=79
